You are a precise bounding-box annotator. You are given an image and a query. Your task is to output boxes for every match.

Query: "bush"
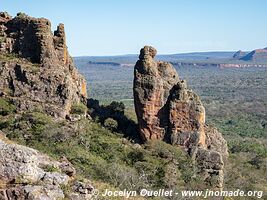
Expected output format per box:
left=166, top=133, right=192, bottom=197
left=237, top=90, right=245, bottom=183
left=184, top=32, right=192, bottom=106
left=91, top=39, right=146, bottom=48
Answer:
left=109, top=101, right=125, bottom=113
left=104, top=118, right=118, bottom=131
left=22, top=111, right=53, bottom=137
left=0, top=116, right=15, bottom=129
left=70, top=103, right=88, bottom=115
left=0, top=98, right=15, bottom=116
left=102, top=163, right=149, bottom=191
left=126, top=150, right=145, bottom=165
left=23, top=111, right=52, bottom=125
left=16, top=12, right=27, bottom=17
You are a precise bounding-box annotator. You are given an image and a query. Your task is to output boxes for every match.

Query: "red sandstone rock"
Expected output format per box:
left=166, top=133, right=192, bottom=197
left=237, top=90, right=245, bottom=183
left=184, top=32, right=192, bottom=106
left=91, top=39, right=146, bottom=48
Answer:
left=134, top=46, right=228, bottom=189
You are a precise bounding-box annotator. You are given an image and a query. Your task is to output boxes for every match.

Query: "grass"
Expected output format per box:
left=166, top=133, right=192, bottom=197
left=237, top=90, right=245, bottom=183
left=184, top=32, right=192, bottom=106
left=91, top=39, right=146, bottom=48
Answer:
left=3, top=111, right=201, bottom=194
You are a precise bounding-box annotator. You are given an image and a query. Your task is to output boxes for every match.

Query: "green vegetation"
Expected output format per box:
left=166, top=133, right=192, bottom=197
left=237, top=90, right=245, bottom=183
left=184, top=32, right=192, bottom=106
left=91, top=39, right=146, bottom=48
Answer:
left=42, top=164, right=60, bottom=173
left=0, top=36, right=5, bottom=43
left=16, top=12, right=27, bottom=18
left=74, top=63, right=267, bottom=196
left=104, top=118, right=118, bottom=131
left=70, top=103, right=88, bottom=115
left=1, top=61, right=266, bottom=198
left=0, top=98, right=15, bottom=116
left=3, top=110, right=201, bottom=195
left=0, top=53, right=20, bottom=62
left=211, top=115, right=266, bottom=138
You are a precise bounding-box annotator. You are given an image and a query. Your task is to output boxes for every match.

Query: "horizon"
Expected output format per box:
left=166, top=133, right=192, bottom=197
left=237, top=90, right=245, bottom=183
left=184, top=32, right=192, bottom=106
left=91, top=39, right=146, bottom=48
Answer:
left=2, top=0, right=267, bottom=56
left=73, top=50, right=250, bottom=58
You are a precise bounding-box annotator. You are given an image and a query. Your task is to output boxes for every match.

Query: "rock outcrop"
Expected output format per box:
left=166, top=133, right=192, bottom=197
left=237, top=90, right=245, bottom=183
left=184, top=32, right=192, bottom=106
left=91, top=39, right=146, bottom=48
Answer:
left=0, top=131, right=94, bottom=200
left=240, top=47, right=267, bottom=62
left=232, top=50, right=246, bottom=59
left=134, top=46, right=228, bottom=189
left=133, top=46, right=179, bottom=141
left=0, top=12, right=87, bottom=118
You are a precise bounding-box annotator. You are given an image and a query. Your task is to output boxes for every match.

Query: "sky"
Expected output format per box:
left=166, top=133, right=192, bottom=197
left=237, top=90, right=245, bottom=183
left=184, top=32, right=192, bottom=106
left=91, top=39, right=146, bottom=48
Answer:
left=1, top=0, right=267, bottom=56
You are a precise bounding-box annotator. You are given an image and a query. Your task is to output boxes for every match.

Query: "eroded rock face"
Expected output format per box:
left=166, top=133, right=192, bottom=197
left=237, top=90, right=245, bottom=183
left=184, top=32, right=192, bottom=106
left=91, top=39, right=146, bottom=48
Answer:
left=168, top=80, right=206, bottom=148
left=0, top=12, right=87, bottom=118
left=134, top=46, right=228, bottom=189
left=134, top=46, right=179, bottom=141
left=0, top=132, right=94, bottom=200
left=134, top=46, right=206, bottom=146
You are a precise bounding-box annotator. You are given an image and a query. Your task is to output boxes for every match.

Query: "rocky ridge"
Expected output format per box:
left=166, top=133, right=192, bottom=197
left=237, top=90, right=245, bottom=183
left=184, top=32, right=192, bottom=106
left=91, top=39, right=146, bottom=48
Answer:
left=134, top=46, right=228, bottom=189
left=232, top=50, right=246, bottom=59
left=239, top=47, right=267, bottom=62
left=0, top=12, right=87, bottom=118
left=0, top=12, right=93, bottom=199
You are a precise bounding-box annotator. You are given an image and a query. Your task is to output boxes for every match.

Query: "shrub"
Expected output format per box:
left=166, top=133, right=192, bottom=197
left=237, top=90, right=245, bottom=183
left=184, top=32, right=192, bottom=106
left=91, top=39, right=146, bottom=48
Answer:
left=70, top=103, right=88, bottom=115
left=0, top=98, right=15, bottom=116
left=102, top=163, right=149, bottom=191
left=21, top=111, right=53, bottom=137
left=23, top=111, right=52, bottom=126
left=17, top=12, right=27, bottom=17
left=0, top=116, right=15, bottom=129
left=103, top=118, right=118, bottom=131
left=109, top=101, right=125, bottom=113
left=126, top=150, right=145, bottom=165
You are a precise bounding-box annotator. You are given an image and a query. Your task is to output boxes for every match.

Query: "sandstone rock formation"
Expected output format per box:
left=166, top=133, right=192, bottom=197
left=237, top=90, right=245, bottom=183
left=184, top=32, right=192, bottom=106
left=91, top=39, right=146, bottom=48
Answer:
left=240, top=47, right=267, bottom=62
left=0, top=131, right=94, bottom=200
left=134, top=46, right=228, bottom=188
left=0, top=12, right=87, bottom=118
left=133, top=46, right=180, bottom=141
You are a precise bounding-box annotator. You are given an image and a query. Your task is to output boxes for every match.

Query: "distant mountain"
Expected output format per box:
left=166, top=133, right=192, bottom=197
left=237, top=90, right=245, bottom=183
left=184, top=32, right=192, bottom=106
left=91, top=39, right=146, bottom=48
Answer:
left=233, top=50, right=246, bottom=59
left=158, top=51, right=235, bottom=61
left=75, top=51, right=236, bottom=65
left=74, top=48, right=267, bottom=68
left=240, top=47, right=267, bottom=62
left=88, top=61, right=120, bottom=66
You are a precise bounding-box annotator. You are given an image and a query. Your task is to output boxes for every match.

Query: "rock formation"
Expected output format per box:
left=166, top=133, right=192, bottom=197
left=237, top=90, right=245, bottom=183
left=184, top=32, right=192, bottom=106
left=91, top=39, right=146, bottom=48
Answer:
left=134, top=46, right=228, bottom=188
left=240, top=47, right=267, bottom=62
left=0, top=131, right=94, bottom=200
left=0, top=12, right=87, bottom=118
left=232, top=50, right=246, bottom=59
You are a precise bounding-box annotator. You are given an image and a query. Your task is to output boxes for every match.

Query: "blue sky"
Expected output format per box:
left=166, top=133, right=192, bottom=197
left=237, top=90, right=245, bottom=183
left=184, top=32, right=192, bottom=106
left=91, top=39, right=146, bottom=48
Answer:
left=1, top=0, right=267, bottom=56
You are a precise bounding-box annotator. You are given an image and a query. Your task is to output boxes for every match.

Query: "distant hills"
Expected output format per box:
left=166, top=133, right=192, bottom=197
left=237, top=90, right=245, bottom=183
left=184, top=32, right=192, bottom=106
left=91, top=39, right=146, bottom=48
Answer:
left=74, top=47, right=267, bottom=68
left=238, top=47, right=267, bottom=62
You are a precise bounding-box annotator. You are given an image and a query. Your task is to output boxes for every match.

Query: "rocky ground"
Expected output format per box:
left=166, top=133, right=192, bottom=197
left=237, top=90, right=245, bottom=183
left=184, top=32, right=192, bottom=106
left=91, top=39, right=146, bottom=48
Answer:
left=0, top=131, right=94, bottom=200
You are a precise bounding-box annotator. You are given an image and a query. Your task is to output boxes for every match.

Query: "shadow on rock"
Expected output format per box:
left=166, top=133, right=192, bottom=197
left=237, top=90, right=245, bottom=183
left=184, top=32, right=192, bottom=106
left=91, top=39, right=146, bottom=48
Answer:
left=87, top=98, right=142, bottom=144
